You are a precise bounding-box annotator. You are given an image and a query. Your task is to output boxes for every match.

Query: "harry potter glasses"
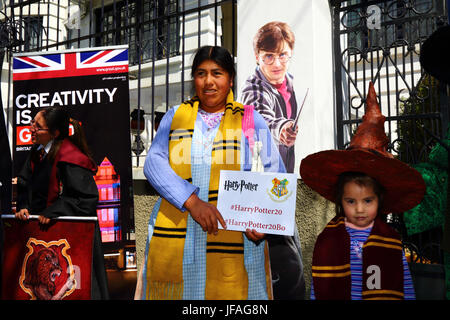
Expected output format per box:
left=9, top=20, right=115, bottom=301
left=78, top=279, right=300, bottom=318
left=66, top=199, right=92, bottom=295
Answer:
left=260, top=52, right=291, bottom=65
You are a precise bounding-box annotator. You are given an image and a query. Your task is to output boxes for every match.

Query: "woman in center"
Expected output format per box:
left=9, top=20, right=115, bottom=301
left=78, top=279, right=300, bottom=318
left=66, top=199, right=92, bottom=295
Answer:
left=141, top=46, right=285, bottom=300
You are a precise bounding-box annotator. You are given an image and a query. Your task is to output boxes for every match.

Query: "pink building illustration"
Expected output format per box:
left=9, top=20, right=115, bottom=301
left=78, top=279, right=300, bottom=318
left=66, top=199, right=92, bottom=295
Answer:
left=94, top=157, right=121, bottom=243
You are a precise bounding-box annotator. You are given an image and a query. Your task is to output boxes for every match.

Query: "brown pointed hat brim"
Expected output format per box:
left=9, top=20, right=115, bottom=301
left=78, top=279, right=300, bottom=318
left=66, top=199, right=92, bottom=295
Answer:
left=300, top=82, right=425, bottom=214
left=300, top=148, right=426, bottom=214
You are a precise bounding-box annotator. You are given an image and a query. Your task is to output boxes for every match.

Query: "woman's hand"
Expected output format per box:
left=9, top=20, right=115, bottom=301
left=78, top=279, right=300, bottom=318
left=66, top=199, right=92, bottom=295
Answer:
left=38, top=215, right=51, bottom=225
left=279, top=121, right=298, bottom=147
left=14, top=209, right=51, bottom=225
left=184, top=193, right=227, bottom=235
left=245, top=229, right=265, bottom=243
left=16, top=208, right=30, bottom=220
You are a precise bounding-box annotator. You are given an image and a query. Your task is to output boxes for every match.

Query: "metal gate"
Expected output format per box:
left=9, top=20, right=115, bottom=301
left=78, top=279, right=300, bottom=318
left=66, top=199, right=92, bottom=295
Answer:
left=331, top=0, right=449, bottom=265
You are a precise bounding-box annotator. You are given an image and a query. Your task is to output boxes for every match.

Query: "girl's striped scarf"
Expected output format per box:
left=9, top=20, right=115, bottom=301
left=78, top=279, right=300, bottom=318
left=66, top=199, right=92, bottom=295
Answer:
left=312, top=215, right=405, bottom=300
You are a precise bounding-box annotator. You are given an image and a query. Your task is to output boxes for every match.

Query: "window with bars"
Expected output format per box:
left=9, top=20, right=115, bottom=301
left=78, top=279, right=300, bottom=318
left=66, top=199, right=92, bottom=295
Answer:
left=23, top=16, right=43, bottom=51
left=96, top=0, right=180, bottom=65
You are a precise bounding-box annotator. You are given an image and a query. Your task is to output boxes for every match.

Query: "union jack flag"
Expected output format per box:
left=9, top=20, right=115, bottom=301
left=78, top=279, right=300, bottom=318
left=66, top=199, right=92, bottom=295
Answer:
left=13, top=47, right=128, bottom=81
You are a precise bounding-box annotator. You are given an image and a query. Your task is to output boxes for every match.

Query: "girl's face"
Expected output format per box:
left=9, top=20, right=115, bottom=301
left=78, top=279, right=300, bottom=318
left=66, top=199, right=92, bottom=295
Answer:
left=30, top=111, right=54, bottom=146
left=256, top=40, right=292, bottom=85
left=194, top=59, right=233, bottom=113
left=341, top=180, right=379, bottom=229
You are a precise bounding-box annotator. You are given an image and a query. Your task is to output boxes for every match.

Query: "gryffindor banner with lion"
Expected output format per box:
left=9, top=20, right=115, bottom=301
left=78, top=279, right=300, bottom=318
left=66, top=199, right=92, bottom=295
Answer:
left=1, top=216, right=95, bottom=300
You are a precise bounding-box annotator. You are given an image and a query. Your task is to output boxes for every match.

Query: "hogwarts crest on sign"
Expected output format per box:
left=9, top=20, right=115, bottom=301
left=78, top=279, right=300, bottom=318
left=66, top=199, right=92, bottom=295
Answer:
left=19, top=238, right=77, bottom=300
left=268, top=178, right=293, bottom=202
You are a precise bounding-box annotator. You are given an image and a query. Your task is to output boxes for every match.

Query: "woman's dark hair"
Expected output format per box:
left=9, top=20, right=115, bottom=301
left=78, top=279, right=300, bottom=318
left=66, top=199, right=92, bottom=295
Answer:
left=39, top=106, right=93, bottom=163
left=191, top=46, right=236, bottom=85
left=334, top=171, right=385, bottom=216
left=253, top=21, right=295, bottom=54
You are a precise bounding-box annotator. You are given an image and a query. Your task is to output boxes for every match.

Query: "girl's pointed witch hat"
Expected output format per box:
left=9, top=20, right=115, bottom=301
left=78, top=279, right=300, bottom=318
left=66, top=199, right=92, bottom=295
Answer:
left=300, top=82, right=426, bottom=214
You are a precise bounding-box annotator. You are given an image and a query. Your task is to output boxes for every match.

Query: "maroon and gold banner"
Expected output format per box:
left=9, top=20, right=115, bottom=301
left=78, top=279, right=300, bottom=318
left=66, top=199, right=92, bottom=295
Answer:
left=1, top=217, right=95, bottom=300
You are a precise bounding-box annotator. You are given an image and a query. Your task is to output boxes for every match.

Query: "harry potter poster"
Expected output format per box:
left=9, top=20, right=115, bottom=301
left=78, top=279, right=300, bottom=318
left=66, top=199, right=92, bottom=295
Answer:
left=237, top=0, right=335, bottom=174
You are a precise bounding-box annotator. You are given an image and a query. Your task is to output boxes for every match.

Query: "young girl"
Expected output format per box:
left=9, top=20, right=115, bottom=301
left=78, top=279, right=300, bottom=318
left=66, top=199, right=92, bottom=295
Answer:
left=15, top=106, right=109, bottom=299
left=309, top=172, right=415, bottom=299
left=300, top=82, right=426, bottom=300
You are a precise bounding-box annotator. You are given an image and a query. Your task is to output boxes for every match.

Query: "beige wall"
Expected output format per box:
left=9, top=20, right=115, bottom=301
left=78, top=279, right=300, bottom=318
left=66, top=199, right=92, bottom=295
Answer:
left=295, top=181, right=336, bottom=298
left=134, top=194, right=158, bottom=272
left=133, top=180, right=335, bottom=299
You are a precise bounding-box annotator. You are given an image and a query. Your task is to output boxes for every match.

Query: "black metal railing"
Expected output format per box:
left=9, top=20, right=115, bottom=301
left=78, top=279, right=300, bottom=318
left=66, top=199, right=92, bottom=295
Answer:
left=332, top=0, right=448, bottom=158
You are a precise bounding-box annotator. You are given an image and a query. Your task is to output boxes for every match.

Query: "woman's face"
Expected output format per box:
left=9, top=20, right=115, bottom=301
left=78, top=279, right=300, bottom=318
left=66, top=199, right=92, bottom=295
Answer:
left=256, top=40, right=292, bottom=85
left=30, top=111, right=54, bottom=146
left=194, top=59, right=233, bottom=113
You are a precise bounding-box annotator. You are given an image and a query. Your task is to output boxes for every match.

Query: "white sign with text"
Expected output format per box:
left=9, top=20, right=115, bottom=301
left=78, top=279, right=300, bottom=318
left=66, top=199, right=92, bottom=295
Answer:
left=217, top=170, right=297, bottom=236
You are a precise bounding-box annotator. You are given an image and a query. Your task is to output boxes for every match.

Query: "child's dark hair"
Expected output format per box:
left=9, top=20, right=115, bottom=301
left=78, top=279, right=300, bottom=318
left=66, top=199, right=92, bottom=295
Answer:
left=335, top=171, right=385, bottom=216
left=39, top=106, right=94, bottom=163
left=191, top=46, right=236, bottom=85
